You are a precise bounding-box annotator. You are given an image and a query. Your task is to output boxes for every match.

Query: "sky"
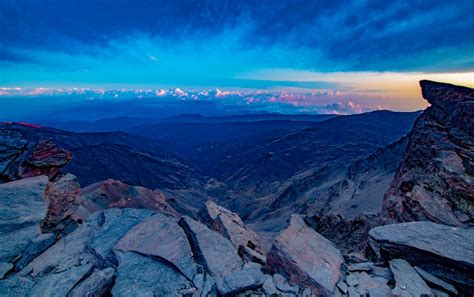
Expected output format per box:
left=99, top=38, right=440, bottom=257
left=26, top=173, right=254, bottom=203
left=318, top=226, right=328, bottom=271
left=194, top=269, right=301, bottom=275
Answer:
left=1, top=0, right=474, bottom=117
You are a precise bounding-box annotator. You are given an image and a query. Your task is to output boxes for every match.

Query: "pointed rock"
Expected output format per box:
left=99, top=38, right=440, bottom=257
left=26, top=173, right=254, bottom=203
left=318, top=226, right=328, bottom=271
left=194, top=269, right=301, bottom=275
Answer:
left=414, top=266, right=458, bottom=295
left=179, top=216, right=242, bottom=277
left=42, top=174, right=88, bottom=235
left=198, top=201, right=263, bottom=253
left=390, top=259, right=433, bottom=297
left=264, top=215, right=343, bottom=296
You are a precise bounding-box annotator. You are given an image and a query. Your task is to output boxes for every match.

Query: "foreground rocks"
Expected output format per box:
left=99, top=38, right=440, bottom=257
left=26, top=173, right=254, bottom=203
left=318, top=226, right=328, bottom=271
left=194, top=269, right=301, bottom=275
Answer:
left=369, top=221, right=474, bottom=294
left=265, top=215, right=343, bottom=296
left=0, top=177, right=303, bottom=297
left=0, top=176, right=53, bottom=274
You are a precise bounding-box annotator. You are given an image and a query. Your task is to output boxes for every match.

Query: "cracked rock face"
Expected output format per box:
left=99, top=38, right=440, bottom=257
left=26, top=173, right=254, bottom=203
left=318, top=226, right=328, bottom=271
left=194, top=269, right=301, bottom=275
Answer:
left=264, top=215, right=343, bottom=296
left=369, top=221, right=474, bottom=293
left=383, top=80, right=474, bottom=226
left=0, top=176, right=50, bottom=267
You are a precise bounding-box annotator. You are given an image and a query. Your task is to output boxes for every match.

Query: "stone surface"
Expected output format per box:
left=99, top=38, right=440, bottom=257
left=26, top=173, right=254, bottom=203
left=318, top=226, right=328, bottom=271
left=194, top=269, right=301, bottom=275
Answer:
left=414, top=266, right=458, bottom=295
left=0, top=176, right=49, bottom=265
left=354, top=271, right=391, bottom=296
left=0, top=262, right=13, bottom=279
left=383, top=80, right=474, bottom=226
left=68, top=268, right=115, bottom=297
left=115, top=213, right=197, bottom=280
left=112, top=251, right=194, bottom=297
left=369, top=221, right=474, bottom=292
left=238, top=245, right=266, bottom=265
left=198, top=201, right=263, bottom=253
left=273, top=273, right=299, bottom=294
left=264, top=215, right=343, bottom=296
left=216, top=263, right=265, bottom=296
left=262, top=274, right=279, bottom=295
left=179, top=216, right=242, bottom=277
left=347, top=262, right=374, bottom=272
left=390, top=259, right=433, bottom=297
left=0, top=208, right=153, bottom=296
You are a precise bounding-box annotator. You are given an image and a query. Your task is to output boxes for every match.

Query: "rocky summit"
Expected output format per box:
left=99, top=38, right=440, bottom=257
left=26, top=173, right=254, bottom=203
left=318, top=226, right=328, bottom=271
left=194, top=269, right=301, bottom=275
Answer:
left=0, top=81, right=473, bottom=296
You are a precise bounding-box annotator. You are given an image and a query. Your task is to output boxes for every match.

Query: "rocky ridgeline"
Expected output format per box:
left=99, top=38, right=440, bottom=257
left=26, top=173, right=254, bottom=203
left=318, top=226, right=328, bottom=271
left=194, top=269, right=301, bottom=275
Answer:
left=0, top=81, right=473, bottom=296
left=383, top=80, right=474, bottom=225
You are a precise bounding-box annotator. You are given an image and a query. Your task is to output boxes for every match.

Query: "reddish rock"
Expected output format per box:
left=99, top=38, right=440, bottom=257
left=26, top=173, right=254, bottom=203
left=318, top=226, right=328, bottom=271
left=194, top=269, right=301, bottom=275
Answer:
left=41, top=174, right=89, bottom=235
left=264, top=215, right=343, bottom=296
left=382, top=80, right=474, bottom=226
left=19, top=141, right=72, bottom=180
left=79, top=179, right=179, bottom=217
left=198, top=201, right=263, bottom=253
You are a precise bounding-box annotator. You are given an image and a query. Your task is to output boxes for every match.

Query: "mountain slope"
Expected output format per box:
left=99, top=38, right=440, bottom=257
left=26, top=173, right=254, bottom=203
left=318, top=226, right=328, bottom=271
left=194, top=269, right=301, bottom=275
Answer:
left=0, top=123, right=203, bottom=191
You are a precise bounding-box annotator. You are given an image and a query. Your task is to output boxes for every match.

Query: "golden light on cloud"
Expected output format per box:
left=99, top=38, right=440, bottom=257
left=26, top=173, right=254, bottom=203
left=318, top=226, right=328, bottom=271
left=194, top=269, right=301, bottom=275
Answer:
left=241, top=70, right=474, bottom=111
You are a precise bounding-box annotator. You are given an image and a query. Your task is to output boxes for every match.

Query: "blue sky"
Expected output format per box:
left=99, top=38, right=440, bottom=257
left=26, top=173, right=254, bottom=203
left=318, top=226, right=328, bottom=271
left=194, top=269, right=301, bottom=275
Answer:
left=0, top=0, right=473, bottom=114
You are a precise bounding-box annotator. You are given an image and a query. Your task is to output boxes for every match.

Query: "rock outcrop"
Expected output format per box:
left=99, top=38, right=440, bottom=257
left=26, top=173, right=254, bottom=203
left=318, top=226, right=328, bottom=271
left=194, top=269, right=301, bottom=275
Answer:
left=198, top=201, right=263, bottom=253
left=383, top=80, right=474, bottom=226
left=41, top=173, right=89, bottom=235
left=79, top=179, right=179, bottom=217
left=264, top=215, right=343, bottom=296
left=369, top=221, right=474, bottom=294
left=0, top=125, right=72, bottom=182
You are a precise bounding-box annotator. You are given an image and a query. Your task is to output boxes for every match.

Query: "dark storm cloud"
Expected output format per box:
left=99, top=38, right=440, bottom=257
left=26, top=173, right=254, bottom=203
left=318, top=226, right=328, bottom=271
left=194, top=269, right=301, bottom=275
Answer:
left=1, top=0, right=473, bottom=72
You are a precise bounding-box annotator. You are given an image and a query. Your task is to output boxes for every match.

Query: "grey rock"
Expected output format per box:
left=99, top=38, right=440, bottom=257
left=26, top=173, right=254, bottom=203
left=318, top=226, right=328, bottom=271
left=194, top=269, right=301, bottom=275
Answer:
left=273, top=273, right=299, bottom=294
left=390, top=259, right=433, bottom=297
left=371, top=266, right=392, bottom=280
left=431, top=288, right=449, bottom=297
left=216, top=263, right=265, bottom=296
left=262, top=274, right=279, bottom=295
left=265, top=215, right=343, bottom=296
left=115, top=213, right=197, bottom=280
left=2, top=208, right=153, bottom=297
left=179, top=216, right=242, bottom=277
left=368, top=286, right=392, bottom=297
left=15, top=233, right=55, bottom=270
left=356, top=271, right=391, bottom=296
left=0, top=176, right=48, bottom=263
left=347, top=262, right=374, bottom=272
left=198, top=201, right=263, bottom=253
left=68, top=268, right=115, bottom=297
left=345, top=274, right=359, bottom=286
left=0, top=262, right=13, bottom=279
left=347, top=285, right=359, bottom=297
left=238, top=245, right=266, bottom=265
left=414, top=266, right=458, bottom=295
left=199, top=275, right=216, bottom=297
left=336, top=281, right=348, bottom=293
left=112, top=251, right=194, bottom=297
left=369, top=221, right=474, bottom=290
